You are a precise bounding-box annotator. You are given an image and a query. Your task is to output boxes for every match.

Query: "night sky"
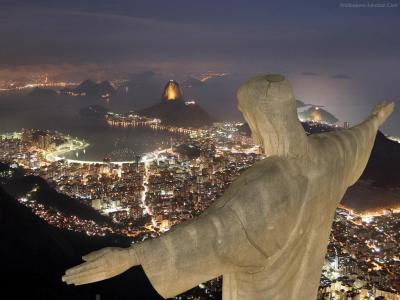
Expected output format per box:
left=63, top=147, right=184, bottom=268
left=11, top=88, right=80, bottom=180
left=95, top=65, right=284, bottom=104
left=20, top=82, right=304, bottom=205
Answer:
left=1, top=0, right=399, bottom=134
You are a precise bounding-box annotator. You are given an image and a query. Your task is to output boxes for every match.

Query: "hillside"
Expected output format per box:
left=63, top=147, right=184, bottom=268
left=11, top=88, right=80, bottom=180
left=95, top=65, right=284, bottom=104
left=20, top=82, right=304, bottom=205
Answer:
left=2, top=175, right=111, bottom=224
left=138, top=100, right=215, bottom=127
left=0, top=187, right=161, bottom=300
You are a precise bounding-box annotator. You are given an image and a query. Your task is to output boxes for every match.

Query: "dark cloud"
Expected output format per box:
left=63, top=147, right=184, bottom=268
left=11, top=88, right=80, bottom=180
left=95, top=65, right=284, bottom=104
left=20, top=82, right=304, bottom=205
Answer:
left=330, top=74, right=352, bottom=80
left=301, top=72, right=318, bottom=76
left=0, top=0, right=399, bottom=72
left=0, top=0, right=399, bottom=134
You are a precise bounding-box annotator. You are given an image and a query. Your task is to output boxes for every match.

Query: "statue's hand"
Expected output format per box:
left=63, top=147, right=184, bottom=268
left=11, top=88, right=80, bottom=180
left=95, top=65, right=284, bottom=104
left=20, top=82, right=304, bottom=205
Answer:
left=372, top=101, right=395, bottom=126
left=62, top=247, right=139, bottom=286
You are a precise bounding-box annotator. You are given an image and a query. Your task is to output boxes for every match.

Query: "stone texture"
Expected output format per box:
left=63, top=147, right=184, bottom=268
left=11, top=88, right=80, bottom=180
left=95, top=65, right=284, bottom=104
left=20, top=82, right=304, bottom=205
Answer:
left=63, top=74, right=395, bottom=300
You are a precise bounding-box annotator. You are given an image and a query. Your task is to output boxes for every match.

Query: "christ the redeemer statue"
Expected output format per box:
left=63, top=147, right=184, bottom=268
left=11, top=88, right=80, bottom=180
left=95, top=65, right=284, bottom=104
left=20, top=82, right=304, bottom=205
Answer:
left=63, top=74, right=394, bottom=300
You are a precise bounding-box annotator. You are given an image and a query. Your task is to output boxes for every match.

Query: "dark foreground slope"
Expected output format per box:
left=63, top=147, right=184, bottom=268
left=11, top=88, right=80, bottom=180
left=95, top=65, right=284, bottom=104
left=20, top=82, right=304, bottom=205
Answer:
left=341, top=131, right=400, bottom=212
left=3, top=175, right=111, bottom=224
left=0, top=187, right=161, bottom=300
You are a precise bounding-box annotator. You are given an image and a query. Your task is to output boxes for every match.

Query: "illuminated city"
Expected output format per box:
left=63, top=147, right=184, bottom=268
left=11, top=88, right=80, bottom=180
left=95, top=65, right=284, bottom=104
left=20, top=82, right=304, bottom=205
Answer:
left=1, top=1, right=399, bottom=299
left=1, top=114, right=399, bottom=299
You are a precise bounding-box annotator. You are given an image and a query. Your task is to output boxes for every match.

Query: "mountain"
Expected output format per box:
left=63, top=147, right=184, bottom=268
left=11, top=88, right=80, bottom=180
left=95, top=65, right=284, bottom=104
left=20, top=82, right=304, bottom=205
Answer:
left=296, top=99, right=306, bottom=108
left=298, top=106, right=339, bottom=124
left=138, top=79, right=215, bottom=127
left=359, top=131, right=400, bottom=186
left=341, top=131, right=400, bottom=212
left=0, top=187, right=161, bottom=300
left=96, top=81, right=115, bottom=95
left=29, top=87, right=58, bottom=97
left=139, top=100, right=214, bottom=127
left=63, top=79, right=115, bottom=97
left=74, top=79, right=97, bottom=94
left=161, top=80, right=184, bottom=102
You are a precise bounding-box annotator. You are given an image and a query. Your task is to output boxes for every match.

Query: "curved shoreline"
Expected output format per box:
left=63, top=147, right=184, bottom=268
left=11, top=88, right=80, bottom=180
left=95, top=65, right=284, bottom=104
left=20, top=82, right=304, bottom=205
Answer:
left=45, top=134, right=170, bottom=165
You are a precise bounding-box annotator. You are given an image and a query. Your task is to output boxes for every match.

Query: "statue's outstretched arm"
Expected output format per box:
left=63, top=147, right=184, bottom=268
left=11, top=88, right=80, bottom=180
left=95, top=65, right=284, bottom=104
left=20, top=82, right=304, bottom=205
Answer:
left=317, top=101, right=394, bottom=186
left=131, top=207, right=267, bottom=298
left=348, top=101, right=394, bottom=135
left=62, top=246, right=140, bottom=286
left=63, top=205, right=266, bottom=298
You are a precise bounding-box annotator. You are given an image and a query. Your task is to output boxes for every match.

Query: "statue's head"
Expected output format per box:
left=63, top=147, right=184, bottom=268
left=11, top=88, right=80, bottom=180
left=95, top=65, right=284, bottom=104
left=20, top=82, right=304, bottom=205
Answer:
left=237, top=74, right=308, bottom=157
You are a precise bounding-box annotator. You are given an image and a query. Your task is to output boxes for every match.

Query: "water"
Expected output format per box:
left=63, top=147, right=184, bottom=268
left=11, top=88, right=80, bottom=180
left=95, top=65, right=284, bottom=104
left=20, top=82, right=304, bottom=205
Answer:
left=0, top=94, right=179, bottom=160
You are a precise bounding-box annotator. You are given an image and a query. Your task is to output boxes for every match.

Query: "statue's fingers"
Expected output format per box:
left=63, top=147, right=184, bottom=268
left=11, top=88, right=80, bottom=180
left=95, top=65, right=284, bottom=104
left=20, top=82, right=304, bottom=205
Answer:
left=63, top=266, right=101, bottom=282
left=73, top=272, right=110, bottom=286
left=65, top=259, right=103, bottom=276
left=63, top=269, right=107, bottom=285
left=82, top=248, right=111, bottom=261
left=63, top=265, right=107, bottom=280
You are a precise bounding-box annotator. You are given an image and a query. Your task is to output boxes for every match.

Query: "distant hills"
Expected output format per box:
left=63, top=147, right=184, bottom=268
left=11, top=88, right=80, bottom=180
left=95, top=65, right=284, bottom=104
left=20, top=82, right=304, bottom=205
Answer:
left=298, top=106, right=339, bottom=124
left=29, top=87, right=58, bottom=97
left=112, top=71, right=246, bottom=120
left=23, top=72, right=343, bottom=126
left=62, top=79, right=115, bottom=97
left=138, top=79, right=214, bottom=127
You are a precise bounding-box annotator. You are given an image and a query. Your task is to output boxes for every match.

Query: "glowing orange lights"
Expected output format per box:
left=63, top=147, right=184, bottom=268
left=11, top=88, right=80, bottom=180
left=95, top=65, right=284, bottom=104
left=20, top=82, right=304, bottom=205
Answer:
left=311, top=110, right=322, bottom=122
left=165, top=84, right=177, bottom=100
left=161, top=80, right=183, bottom=102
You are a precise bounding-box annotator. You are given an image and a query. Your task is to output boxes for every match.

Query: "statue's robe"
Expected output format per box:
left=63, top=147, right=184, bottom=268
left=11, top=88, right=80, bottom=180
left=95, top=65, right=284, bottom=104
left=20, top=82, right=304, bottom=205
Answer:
left=135, top=115, right=379, bottom=300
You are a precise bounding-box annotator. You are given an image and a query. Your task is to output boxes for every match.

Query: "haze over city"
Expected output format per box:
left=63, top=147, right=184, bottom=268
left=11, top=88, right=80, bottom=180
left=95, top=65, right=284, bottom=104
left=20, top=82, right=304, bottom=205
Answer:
left=1, top=0, right=399, bottom=134
left=0, top=1, right=399, bottom=300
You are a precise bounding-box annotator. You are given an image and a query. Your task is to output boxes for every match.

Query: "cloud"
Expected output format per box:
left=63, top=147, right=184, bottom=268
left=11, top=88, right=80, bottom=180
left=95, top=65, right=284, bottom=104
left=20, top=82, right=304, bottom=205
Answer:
left=330, top=74, right=352, bottom=80
left=0, top=63, right=119, bottom=82
left=301, top=72, right=317, bottom=76
left=0, top=0, right=399, bottom=86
